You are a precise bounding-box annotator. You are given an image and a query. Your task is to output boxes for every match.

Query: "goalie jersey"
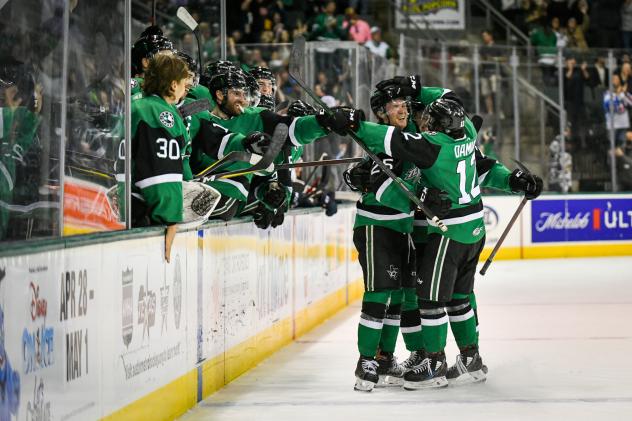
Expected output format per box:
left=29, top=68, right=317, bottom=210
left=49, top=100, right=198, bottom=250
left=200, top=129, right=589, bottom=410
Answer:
left=130, top=95, right=191, bottom=225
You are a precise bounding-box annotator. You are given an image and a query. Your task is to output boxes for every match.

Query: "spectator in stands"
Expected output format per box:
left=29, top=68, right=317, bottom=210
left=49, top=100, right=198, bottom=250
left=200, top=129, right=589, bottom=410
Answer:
left=591, top=56, right=608, bottom=88
left=531, top=18, right=558, bottom=85
left=623, top=0, right=632, bottom=50
left=345, top=7, right=371, bottom=44
left=566, top=3, right=590, bottom=51
left=308, top=0, right=347, bottom=41
left=548, top=126, right=573, bottom=193
left=619, top=62, right=632, bottom=95
left=603, top=73, right=632, bottom=146
left=564, top=56, right=591, bottom=147
left=615, top=129, right=632, bottom=190
left=551, top=17, right=568, bottom=48
left=364, top=27, right=392, bottom=59
left=479, top=30, right=502, bottom=116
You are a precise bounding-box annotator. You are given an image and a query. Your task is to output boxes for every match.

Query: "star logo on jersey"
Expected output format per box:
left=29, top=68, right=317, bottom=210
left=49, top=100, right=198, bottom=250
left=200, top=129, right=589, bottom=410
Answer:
left=159, top=111, right=175, bottom=128
left=131, top=79, right=138, bottom=89
left=403, top=167, right=421, bottom=182
left=472, top=227, right=482, bottom=236
left=416, top=277, right=423, bottom=285
left=386, top=265, right=400, bottom=280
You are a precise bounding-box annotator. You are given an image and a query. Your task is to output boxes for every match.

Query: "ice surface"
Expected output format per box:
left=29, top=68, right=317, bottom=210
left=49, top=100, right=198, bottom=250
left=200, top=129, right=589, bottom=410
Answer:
left=179, top=257, right=632, bottom=421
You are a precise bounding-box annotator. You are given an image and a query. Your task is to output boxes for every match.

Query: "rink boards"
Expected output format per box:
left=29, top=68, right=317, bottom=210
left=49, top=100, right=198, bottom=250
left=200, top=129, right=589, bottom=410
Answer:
left=0, top=206, right=363, bottom=421
left=0, top=195, right=630, bottom=421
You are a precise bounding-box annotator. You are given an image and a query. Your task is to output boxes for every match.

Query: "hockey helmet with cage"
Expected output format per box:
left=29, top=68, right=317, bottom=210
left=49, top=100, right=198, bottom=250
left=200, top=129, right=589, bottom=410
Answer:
left=175, top=50, right=199, bottom=87
left=131, top=33, right=174, bottom=76
left=199, top=60, right=239, bottom=89
left=421, top=98, right=465, bottom=138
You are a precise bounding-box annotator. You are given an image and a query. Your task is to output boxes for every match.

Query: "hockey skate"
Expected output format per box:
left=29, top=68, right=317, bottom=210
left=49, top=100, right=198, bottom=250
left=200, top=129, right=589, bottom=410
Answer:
left=375, top=351, right=405, bottom=387
left=446, top=345, right=487, bottom=386
left=400, top=349, right=426, bottom=373
left=402, top=351, right=448, bottom=390
left=354, top=356, right=379, bottom=392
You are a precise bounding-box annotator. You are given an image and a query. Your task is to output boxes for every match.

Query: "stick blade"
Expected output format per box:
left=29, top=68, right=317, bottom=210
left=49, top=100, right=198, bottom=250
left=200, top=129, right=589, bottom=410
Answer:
left=289, top=36, right=306, bottom=83
left=177, top=7, right=198, bottom=31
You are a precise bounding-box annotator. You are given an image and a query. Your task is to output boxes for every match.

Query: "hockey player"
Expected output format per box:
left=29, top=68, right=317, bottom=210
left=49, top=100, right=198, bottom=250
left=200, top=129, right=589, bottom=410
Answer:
left=249, top=66, right=276, bottom=110
left=338, top=76, right=543, bottom=389
left=130, top=26, right=174, bottom=100
left=0, top=60, right=41, bottom=241
left=188, top=70, right=276, bottom=221
left=129, top=54, right=191, bottom=262
left=195, top=66, right=333, bottom=227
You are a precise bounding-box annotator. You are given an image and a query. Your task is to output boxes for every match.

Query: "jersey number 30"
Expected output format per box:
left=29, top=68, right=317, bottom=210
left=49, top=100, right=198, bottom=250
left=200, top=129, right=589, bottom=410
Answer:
left=156, top=138, right=181, bottom=160
left=456, top=154, right=481, bottom=204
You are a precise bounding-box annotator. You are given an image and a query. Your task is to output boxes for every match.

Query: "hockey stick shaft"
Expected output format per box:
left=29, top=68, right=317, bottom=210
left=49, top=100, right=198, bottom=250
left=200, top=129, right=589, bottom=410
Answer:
left=288, top=37, right=447, bottom=232
left=276, top=157, right=363, bottom=170
left=479, top=196, right=527, bottom=276
left=194, top=151, right=253, bottom=179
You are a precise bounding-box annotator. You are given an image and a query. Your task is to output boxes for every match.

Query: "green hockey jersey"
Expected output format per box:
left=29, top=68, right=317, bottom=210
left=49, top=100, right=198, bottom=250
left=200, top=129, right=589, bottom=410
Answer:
left=131, top=95, right=191, bottom=224
left=355, top=117, right=513, bottom=244
left=131, top=77, right=144, bottom=101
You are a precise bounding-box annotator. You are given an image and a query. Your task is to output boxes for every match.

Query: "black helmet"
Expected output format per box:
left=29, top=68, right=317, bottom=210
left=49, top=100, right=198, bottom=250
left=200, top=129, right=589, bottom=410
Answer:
left=249, top=66, right=275, bottom=85
left=208, top=70, right=247, bottom=102
left=200, top=60, right=239, bottom=89
left=422, top=98, right=465, bottom=137
left=0, top=59, right=36, bottom=109
left=175, top=50, right=199, bottom=86
left=370, top=83, right=409, bottom=120
left=131, top=34, right=174, bottom=76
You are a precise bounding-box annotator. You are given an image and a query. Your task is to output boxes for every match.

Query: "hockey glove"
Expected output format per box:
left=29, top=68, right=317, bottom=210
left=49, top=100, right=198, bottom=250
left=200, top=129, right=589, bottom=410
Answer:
left=377, top=75, right=422, bottom=98
left=419, top=187, right=451, bottom=219
left=509, top=169, right=543, bottom=200
left=343, top=159, right=372, bottom=192
left=242, top=131, right=271, bottom=155
left=319, top=190, right=337, bottom=216
left=287, top=100, right=317, bottom=117
left=315, top=107, right=365, bottom=135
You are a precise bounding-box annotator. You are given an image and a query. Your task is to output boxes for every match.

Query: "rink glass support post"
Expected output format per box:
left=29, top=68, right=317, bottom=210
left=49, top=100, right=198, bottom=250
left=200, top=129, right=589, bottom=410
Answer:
left=58, top=0, right=71, bottom=235
left=220, top=0, right=226, bottom=60
left=125, top=0, right=132, bottom=229
left=607, top=50, right=618, bottom=192
left=526, top=42, right=533, bottom=83
left=511, top=47, right=520, bottom=162
left=398, top=33, right=405, bottom=76
left=473, top=44, right=480, bottom=116
left=417, top=38, right=424, bottom=83
left=440, top=42, right=448, bottom=87
left=539, top=98, right=546, bottom=166
left=557, top=48, right=566, bottom=161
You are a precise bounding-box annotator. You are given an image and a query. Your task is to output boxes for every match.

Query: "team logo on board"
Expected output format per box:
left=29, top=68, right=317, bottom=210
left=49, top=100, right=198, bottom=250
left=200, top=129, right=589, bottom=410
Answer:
left=122, top=268, right=133, bottom=348
left=159, top=111, right=175, bottom=128
left=173, top=255, right=182, bottom=329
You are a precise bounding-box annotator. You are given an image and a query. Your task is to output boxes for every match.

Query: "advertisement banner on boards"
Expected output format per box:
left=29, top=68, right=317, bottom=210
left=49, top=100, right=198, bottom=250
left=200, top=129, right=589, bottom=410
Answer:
left=482, top=196, right=522, bottom=249
left=395, top=0, right=465, bottom=30
left=531, top=198, right=632, bottom=243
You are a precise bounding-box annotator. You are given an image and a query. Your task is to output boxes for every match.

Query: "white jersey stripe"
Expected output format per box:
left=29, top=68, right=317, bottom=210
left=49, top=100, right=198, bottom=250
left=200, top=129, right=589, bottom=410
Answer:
left=135, top=173, right=182, bottom=189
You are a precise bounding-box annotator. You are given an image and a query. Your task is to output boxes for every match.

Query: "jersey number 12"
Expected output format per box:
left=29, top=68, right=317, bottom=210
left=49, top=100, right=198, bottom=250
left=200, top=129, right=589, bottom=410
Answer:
left=456, top=154, right=480, bottom=204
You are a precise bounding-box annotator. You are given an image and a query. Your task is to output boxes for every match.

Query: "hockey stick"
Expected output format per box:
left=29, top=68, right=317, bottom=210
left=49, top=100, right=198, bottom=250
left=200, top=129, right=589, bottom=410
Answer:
left=179, top=98, right=211, bottom=119
left=205, top=123, right=288, bottom=180
left=193, top=150, right=253, bottom=180
left=288, top=36, right=447, bottom=232
left=276, top=157, right=363, bottom=170
left=479, top=159, right=534, bottom=276
left=176, top=7, right=203, bottom=78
